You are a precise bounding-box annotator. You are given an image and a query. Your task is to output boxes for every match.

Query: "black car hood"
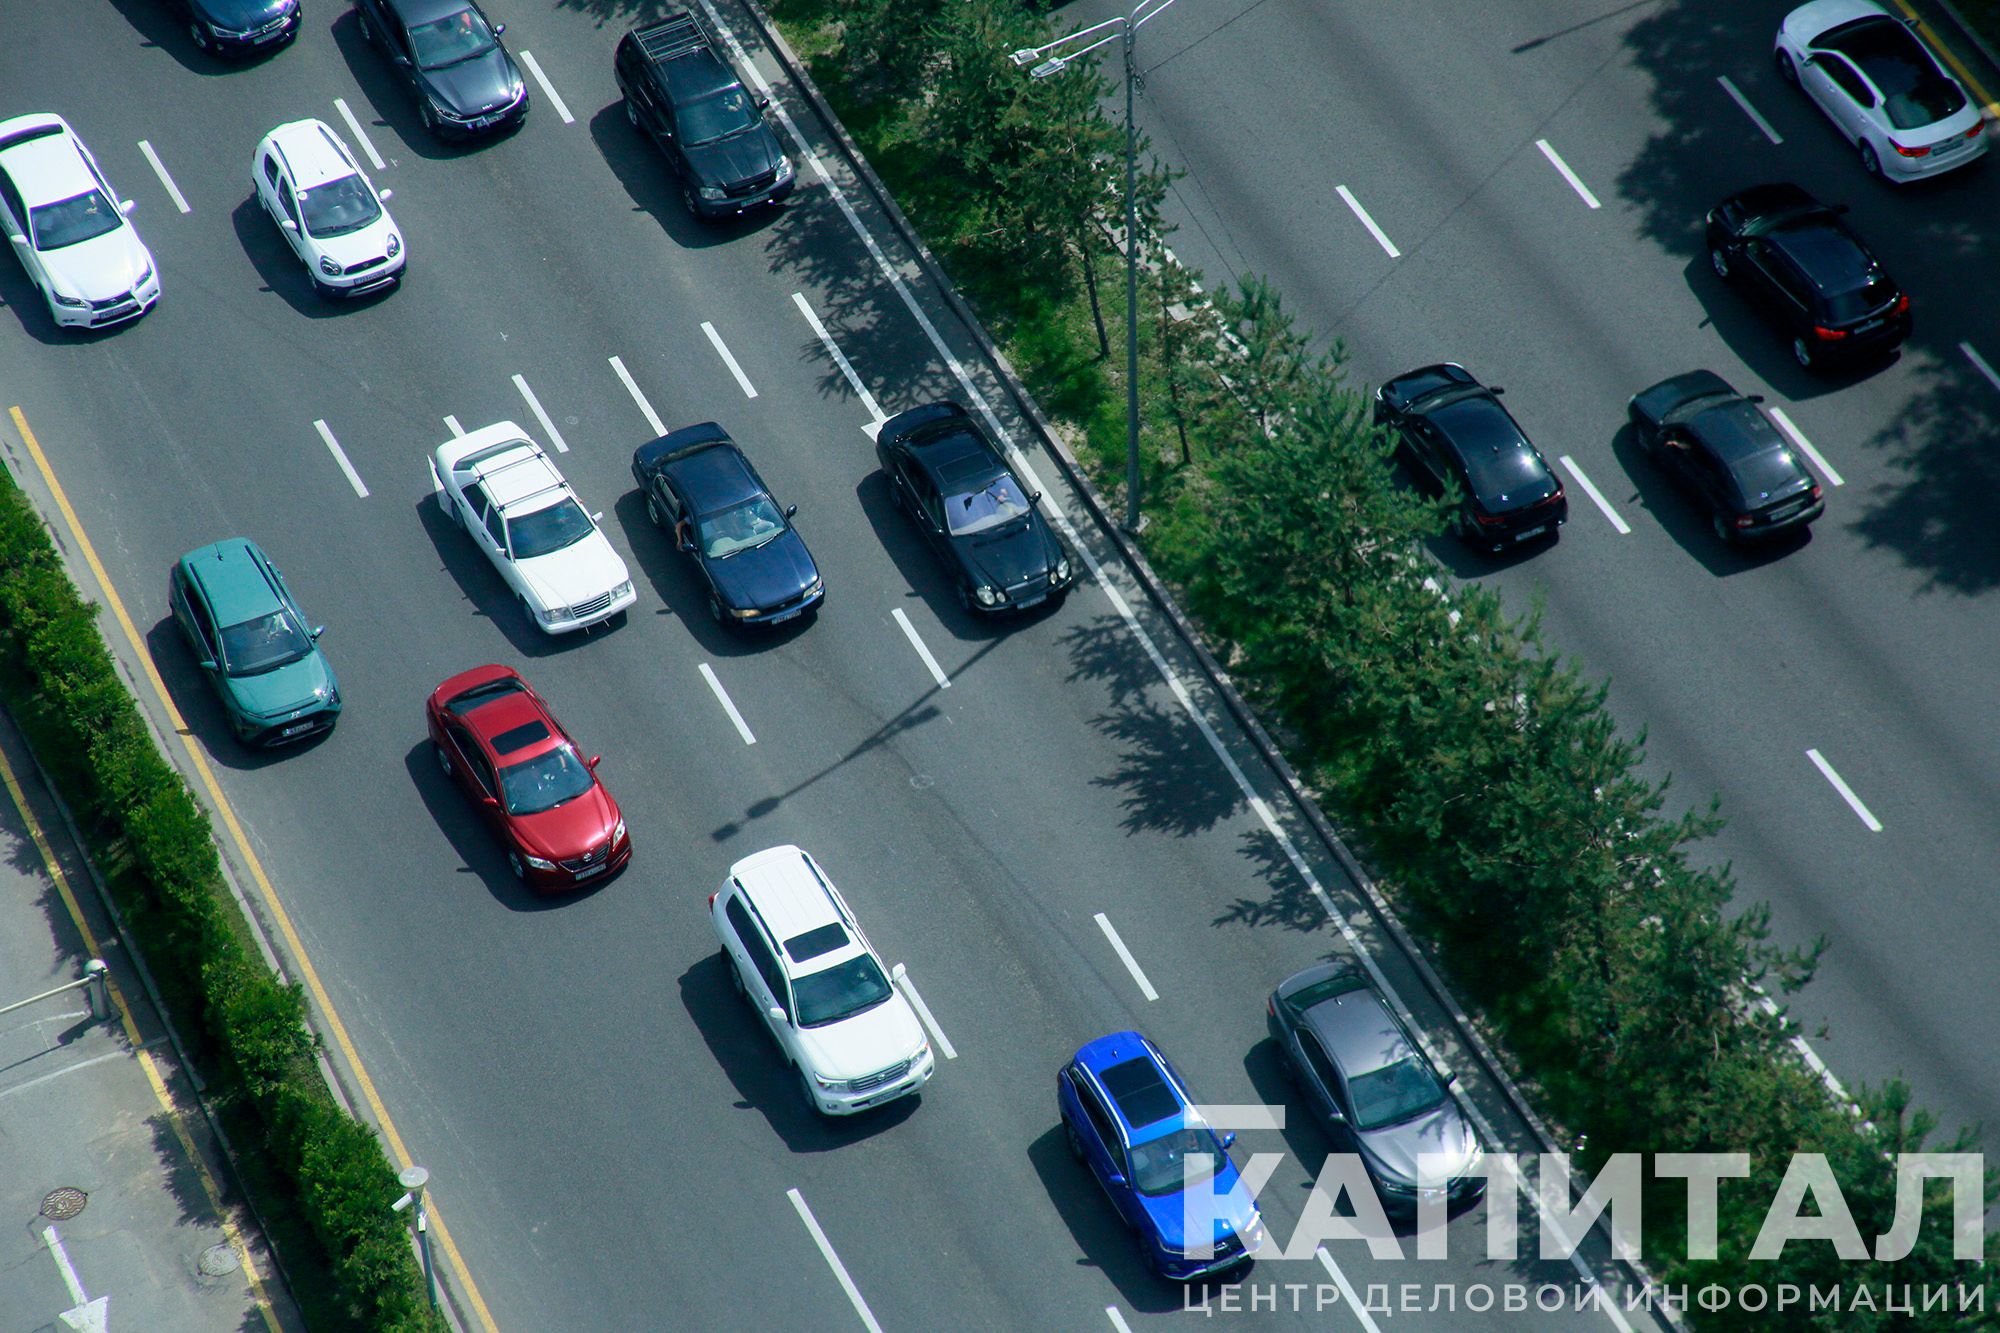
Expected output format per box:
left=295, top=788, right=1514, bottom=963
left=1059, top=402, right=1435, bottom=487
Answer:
left=955, top=517, right=1055, bottom=591
left=421, top=48, right=519, bottom=118
left=684, top=127, right=782, bottom=191
left=193, top=0, right=293, bottom=25
left=705, top=528, right=818, bottom=612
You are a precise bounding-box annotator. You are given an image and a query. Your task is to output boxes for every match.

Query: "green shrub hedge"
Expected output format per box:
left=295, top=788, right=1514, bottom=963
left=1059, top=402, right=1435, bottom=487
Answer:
left=0, top=468, right=441, bottom=1331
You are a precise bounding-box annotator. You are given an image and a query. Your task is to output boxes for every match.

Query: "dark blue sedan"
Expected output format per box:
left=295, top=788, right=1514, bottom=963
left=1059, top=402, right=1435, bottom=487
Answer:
left=631, top=423, right=823, bottom=627
left=1057, top=1031, right=1265, bottom=1280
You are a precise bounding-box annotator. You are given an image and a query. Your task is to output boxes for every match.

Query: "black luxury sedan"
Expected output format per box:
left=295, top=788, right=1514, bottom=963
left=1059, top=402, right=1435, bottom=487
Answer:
left=354, top=0, right=528, bottom=138
left=631, top=423, right=823, bottom=627
left=1628, top=370, right=1824, bottom=545
left=1705, top=182, right=1909, bottom=372
left=182, top=0, right=302, bottom=55
left=1373, top=363, right=1567, bottom=554
left=875, top=401, right=1076, bottom=614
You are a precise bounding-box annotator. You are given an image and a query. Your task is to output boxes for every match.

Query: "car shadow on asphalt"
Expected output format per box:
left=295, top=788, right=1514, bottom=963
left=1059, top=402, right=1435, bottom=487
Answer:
left=675, top=950, right=915, bottom=1150
left=328, top=9, right=524, bottom=163
left=100, top=0, right=283, bottom=75
left=586, top=102, right=782, bottom=251
left=611, top=489, right=812, bottom=659
left=1608, top=422, right=1810, bottom=577
left=1678, top=256, right=1894, bottom=404
left=142, top=616, right=330, bottom=773
left=0, top=245, right=122, bottom=347
left=230, top=197, right=396, bottom=320
left=411, top=490, right=626, bottom=660
left=1023, top=1123, right=1188, bottom=1314
left=398, top=741, right=611, bottom=912
left=852, top=470, right=1056, bottom=643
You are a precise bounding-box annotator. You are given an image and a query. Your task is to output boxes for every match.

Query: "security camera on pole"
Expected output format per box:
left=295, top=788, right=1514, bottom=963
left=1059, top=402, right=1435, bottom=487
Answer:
left=392, top=1164, right=437, bottom=1309
left=1010, top=0, right=1179, bottom=534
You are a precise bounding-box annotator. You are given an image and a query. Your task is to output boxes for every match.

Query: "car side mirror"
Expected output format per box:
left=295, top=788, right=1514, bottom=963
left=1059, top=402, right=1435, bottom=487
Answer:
left=391, top=53, right=410, bottom=67
left=1799, top=52, right=1817, bottom=66
left=198, top=657, right=217, bottom=671
left=677, top=532, right=694, bottom=552
left=379, top=187, right=394, bottom=202
left=281, top=219, right=298, bottom=233
left=119, top=199, right=137, bottom=217
left=493, top=20, right=505, bottom=33
left=1488, top=385, right=1506, bottom=396
left=1325, top=1107, right=1347, bottom=1124
left=784, top=503, right=798, bottom=519
left=7, top=234, right=26, bottom=247
left=755, top=94, right=770, bottom=110
left=1445, top=1070, right=1461, bottom=1087
left=1220, top=1131, right=1237, bottom=1149
left=1028, top=490, right=1042, bottom=504
left=586, top=755, right=601, bottom=771
left=1747, top=393, right=1766, bottom=404
left=310, top=625, right=326, bottom=640
left=765, top=1004, right=786, bottom=1025
left=890, top=962, right=907, bottom=982
left=480, top=793, right=498, bottom=807
left=1105, top=1172, right=1127, bottom=1188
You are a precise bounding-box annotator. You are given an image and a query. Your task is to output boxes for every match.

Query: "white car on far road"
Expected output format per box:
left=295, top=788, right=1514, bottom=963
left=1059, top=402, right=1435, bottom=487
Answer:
left=0, top=113, right=159, bottom=329
left=431, top=423, right=636, bottom=634
left=1775, top=0, right=1989, bottom=181
left=251, top=119, right=405, bottom=298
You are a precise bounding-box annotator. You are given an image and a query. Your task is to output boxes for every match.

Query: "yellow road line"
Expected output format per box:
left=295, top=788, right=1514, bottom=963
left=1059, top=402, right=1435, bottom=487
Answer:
left=7, top=405, right=498, bottom=1331
left=0, top=732, right=281, bottom=1333
left=1892, top=0, right=2000, bottom=114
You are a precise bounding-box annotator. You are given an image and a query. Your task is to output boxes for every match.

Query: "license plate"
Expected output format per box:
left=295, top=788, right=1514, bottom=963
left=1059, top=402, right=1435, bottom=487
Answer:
left=280, top=722, right=314, bottom=737
left=1015, top=591, right=1048, bottom=609
left=766, top=606, right=803, bottom=625
left=1932, top=136, right=1962, bottom=154
left=253, top=25, right=284, bottom=41
left=1513, top=524, right=1548, bottom=542
left=1853, top=318, right=1883, bottom=333
left=573, top=862, right=607, bottom=880
left=1768, top=503, right=1802, bottom=522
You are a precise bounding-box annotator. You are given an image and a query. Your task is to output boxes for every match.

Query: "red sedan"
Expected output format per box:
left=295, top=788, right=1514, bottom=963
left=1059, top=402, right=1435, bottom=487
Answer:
left=425, top=665, right=631, bottom=892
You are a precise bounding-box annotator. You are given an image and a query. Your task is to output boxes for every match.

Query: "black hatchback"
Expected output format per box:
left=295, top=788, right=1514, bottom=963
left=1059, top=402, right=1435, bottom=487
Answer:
left=1374, top=363, right=1567, bottom=554
left=1705, top=183, right=1909, bottom=372
left=1629, top=370, right=1824, bottom=545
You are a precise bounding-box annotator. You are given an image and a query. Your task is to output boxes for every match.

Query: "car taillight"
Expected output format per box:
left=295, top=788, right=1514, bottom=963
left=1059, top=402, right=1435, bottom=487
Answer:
left=1810, top=485, right=1823, bottom=501
left=1891, top=140, right=1931, bottom=158
left=1813, top=325, right=1848, bottom=341
left=707, top=892, right=717, bottom=907
left=1735, top=514, right=1755, bottom=529
left=1892, top=294, right=1910, bottom=315
left=1472, top=511, right=1506, bottom=527
left=1971, top=121, right=1987, bottom=139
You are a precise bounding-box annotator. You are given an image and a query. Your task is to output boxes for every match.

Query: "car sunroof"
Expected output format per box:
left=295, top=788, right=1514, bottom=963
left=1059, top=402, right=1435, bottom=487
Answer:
left=1100, top=1056, right=1179, bottom=1129
left=784, top=922, right=849, bottom=964
left=490, top=720, right=550, bottom=755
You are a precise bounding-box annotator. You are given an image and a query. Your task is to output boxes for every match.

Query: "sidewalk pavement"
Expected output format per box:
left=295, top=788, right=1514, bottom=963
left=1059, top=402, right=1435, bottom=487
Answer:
left=0, top=705, right=301, bottom=1333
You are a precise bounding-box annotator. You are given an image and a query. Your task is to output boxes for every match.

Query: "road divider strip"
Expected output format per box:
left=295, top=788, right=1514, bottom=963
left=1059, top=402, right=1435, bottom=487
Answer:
left=512, top=373, right=569, bottom=452
left=332, top=98, right=386, bottom=171
left=311, top=419, right=369, bottom=498
left=702, top=321, right=759, bottom=398
left=1766, top=406, right=1843, bottom=487
left=608, top=355, right=666, bottom=435
left=698, top=663, right=757, bottom=744
left=894, top=969, right=956, bottom=1059
left=1806, top=749, right=1882, bottom=832
left=786, top=1188, right=884, bottom=1333
left=1092, top=912, right=1158, bottom=1001
left=1335, top=185, right=1400, bottom=258
left=137, top=141, right=190, bottom=214
left=890, top=607, right=950, bottom=688
left=518, top=51, right=574, bottom=125
left=1536, top=138, right=1601, bottom=210
left=1717, top=76, right=1784, bottom=144
left=1961, top=340, right=2000, bottom=393
left=1558, top=455, right=1630, bottom=534
left=443, top=414, right=464, bottom=437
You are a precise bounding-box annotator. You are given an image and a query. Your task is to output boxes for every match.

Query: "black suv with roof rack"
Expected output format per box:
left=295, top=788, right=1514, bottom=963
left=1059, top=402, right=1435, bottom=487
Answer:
left=614, top=10, right=796, bottom=219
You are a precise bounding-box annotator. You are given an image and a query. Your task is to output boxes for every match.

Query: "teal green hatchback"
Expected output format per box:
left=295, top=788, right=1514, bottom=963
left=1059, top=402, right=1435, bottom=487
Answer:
left=169, top=539, right=340, bottom=747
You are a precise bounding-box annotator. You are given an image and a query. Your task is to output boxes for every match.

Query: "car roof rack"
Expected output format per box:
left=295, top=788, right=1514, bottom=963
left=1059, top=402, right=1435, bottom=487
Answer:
left=636, top=10, right=709, bottom=65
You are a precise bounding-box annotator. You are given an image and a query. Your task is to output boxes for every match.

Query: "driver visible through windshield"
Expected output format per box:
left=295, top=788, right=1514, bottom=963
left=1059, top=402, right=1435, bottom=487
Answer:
left=498, top=744, right=594, bottom=815
left=506, top=498, right=595, bottom=559
left=679, top=86, right=760, bottom=145
left=1348, top=1056, right=1446, bottom=1131
left=408, top=6, right=497, bottom=69
left=220, top=611, right=314, bottom=676
left=793, top=954, right=892, bottom=1028
left=698, top=496, right=786, bottom=558
left=299, top=175, right=381, bottom=239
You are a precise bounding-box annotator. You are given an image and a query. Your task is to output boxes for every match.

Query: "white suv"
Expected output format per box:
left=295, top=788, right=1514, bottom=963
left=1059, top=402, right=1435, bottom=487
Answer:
left=431, top=422, right=637, bottom=634
left=712, top=846, right=934, bottom=1115
left=0, top=113, right=159, bottom=329
left=252, top=119, right=405, bottom=298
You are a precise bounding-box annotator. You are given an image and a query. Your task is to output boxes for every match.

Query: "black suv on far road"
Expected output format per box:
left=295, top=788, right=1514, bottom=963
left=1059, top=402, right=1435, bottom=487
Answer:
left=615, top=10, right=796, bottom=219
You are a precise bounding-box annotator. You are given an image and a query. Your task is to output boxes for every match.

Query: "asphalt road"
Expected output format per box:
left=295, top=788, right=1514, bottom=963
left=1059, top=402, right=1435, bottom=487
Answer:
left=1069, top=0, right=2000, bottom=1218
left=0, top=2, right=1674, bottom=1330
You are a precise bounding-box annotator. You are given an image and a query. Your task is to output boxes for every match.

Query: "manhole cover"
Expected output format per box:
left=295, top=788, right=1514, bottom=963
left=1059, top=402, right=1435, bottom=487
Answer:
left=198, top=1243, right=240, bottom=1277
left=40, top=1187, right=87, bottom=1221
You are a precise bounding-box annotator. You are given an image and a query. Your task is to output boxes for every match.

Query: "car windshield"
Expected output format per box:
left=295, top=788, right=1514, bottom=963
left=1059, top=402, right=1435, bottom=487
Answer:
left=506, top=498, right=595, bottom=560
left=408, top=7, right=498, bottom=69
left=218, top=611, right=314, bottom=676
left=698, top=496, right=787, bottom=558
left=29, top=189, right=122, bottom=250
left=299, top=174, right=381, bottom=239
left=1728, top=448, right=1808, bottom=499
left=1129, top=1128, right=1224, bottom=1197
left=1348, top=1056, right=1447, bottom=1131
left=944, top=474, right=1032, bottom=536
left=497, top=744, right=594, bottom=815
left=792, top=954, right=893, bottom=1028
left=1824, top=274, right=1898, bottom=324
left=680, top=87, right=760, bottom=145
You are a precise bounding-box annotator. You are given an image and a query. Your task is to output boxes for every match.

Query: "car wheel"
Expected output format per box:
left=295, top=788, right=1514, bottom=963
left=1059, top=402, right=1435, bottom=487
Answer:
left=1066, top=1121, right=1086, bottom=1162
left=1708, top=246, right=1730, bottom=280
left=1134, top=1232, right=1160, bottom=1275
left=1713, top=513, right=1736, bottom=545
left=956, top=583, right=974, bottom=612
left=1774, top=49, right=1797, bottom=85
left=1791, top=335, right=1814, bottom=369
left=646, top=494, right=665, bottom=529
left=421, top=101, right=441, bottom=136
left=190, top=21, right=212, bottom=49
left=797, top=1065, right=820, bottom=1113
left=889, top=477, right=908, bottom=515
left=684, top=184, right=705, bottom=217
left=625, top=95, right=640, bottom=130
left=1858, top=140, right=1882, bottom=178
left=709, top=593, right=726, bottom=624
left=507, top=851, right=527, bottom=880
left=434, top=742, right=452, bottom=777
left=727, top=953, right=746, bottom=998
left=357, top=9, right=373, bottom=43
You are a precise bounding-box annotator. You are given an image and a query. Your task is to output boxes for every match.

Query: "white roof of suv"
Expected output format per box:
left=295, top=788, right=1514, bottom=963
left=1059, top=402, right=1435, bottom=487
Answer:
left=728, top=845, right=867, bottom=972
left=262, top=119, right=363, bottom=190
left=444, top=426, right=572, bottom=514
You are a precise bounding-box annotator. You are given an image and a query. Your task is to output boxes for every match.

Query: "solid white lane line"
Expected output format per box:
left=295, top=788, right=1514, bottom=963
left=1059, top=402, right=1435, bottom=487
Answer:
left=0, top=1049, right=127, bottom=1101
left=1717, top=76, right=1784, bottom=145
left=787, top=1189, right=884, bottom=1333
left=702, top=321, right=759, bottom=398
left=1962, top=341, right=2000, bottom=393
left=333, top=97, right=386, bottom=170
left=517, top=51, right=574, bottom=125
left=136, top=141, right=190, bottom=213
left=1336, top=185, right=1400, bottom=258
left=1806, top=749, right=1882, bottom=832
left=1766, top=406, right=1844, bottom=487
left=1536, top=138, right=1601, bottom=210
left=608, top=355, right=666, bottom=435
left=443, top=414, right=465, bottom=437
left=1092, top=912, right=1158, bottom=1002
left=1559, top=455, right=1631, bottom=535
left=894, top=970, right=957, bottom=1059
left=698, top=664, right=756, bottom=745
left=512, top=374, right=569, bottom=452
left=890, top=608, right=950, bottom=688
left=1316, top=1249, right=1383, bottom=1333
left=1105, top=1309, right=1134, bottom=1333
left=312, top=420, right=369, bottom=498
left=792, top=291, right=886, bottom=425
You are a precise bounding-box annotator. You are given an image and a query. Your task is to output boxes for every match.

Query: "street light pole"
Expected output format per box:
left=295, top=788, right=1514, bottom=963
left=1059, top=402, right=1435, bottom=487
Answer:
left=1012, top=0, right=1177, bottom=535
left=393, top=1165, right=437, bottom=1310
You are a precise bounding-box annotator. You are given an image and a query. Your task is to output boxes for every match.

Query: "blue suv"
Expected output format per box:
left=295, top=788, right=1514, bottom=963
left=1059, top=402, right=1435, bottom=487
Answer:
left=1057, top=1032, right=1264, bottom=1280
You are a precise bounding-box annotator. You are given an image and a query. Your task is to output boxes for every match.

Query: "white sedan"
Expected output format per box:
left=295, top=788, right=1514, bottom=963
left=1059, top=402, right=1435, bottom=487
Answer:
left=430, top=423, right=637, bottom=635
left=252, top=119, right=405, bottom=298
left=1776, top=0, right=1988, bottom=182
left=0, top=113, right=159, bottom=329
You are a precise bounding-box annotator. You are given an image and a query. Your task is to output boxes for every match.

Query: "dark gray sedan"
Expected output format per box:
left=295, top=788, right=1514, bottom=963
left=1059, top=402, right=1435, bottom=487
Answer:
left=1267, top=962, right=1485, bottom=1212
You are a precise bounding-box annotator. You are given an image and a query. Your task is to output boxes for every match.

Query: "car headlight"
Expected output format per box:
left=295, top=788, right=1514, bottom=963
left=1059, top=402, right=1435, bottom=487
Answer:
left=537, top=605, right=567, bottom=624
left=728, top=602, right=761, bottom=619
left=698, top=185, right=728, bottom=201
left=385, top=232, right=401, bottom=258
left=775, top=154, right=795, bottom=183
left=51, top=290, right=88, bottom=308
left=811, top=1072, right=850, bottom=1092
left=135, top=260, right=154, bottom=286
left=510, top=79, right=527, bottom=101
left=523, top=854, right=556, bottom=871
left=804, top=576, right=823, bottom=597
left=611, top=580, right=634, bottom=600
left=612, top=817, right=627, bottom=842
left=318, top=256, right=343, bottom=277
left=973, top=584, right=1001, bottom=606
left=1054, top=555, right=1072, bottom=582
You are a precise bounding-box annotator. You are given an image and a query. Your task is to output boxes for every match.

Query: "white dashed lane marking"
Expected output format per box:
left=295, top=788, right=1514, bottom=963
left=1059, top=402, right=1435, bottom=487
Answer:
left=136, top=141, right=189, bottom=213
left=703, top=321, right=759, bottom=398
left=608, top=355, right=666, bottom=436
left=1807, top=748, right=1882, bottom=832
left=517, top=51, right=574, bottom=125
left=333, top=97, right=387, bottom=170
left=312, top=419, right=368, bottom=498
left=1559, top=455, right=1630, bottom=535
left=1092, top=912, right=1158, bottom=1002
left=1718, top=76, right=1784, bottom=145
left=1536, top=138, right=1601, bottom=209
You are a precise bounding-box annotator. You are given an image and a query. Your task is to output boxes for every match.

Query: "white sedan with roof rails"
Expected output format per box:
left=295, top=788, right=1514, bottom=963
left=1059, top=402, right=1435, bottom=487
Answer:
left=1776, top=0, right=1989, bottom=181
left=430, top=423, right=636, bottom=634
left=252, top=119, right=405, bottom=298
left=0, top=113, right=159, bottom=329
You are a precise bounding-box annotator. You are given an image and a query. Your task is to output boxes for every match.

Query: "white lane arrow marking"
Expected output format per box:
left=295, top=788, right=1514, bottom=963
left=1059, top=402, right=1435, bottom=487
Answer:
left=44, top=1226, right=111, bottom=1331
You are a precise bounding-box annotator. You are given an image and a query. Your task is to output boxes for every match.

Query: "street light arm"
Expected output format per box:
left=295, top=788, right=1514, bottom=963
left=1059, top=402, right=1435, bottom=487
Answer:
left=1014, top=10, right=1128, bottom=65
left=1130, top=0, right=1180, bottom=32
left=1029, top=27, right=1122, bottom=75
